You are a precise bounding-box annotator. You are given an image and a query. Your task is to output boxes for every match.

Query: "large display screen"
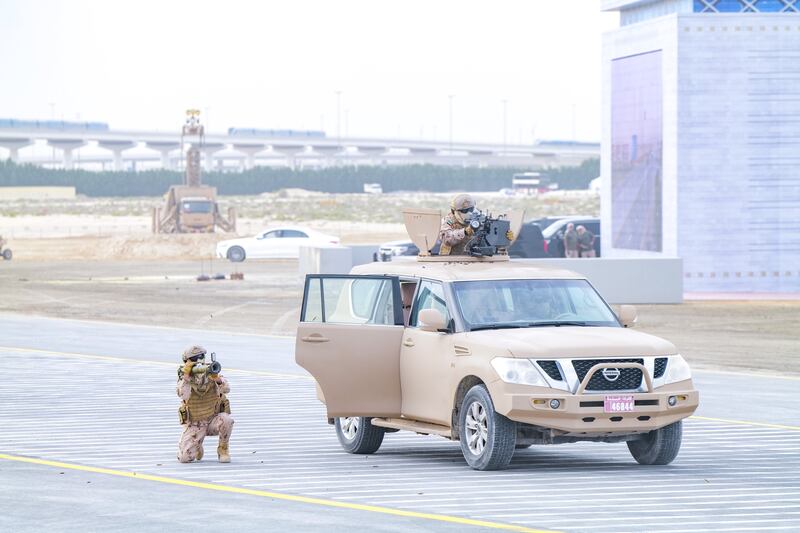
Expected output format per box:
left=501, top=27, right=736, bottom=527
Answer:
left=611, top=50, right=663, bottom=252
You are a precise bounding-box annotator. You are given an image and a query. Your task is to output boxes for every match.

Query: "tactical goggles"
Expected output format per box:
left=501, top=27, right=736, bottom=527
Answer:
left=457, top=207, right=474, bottom=214
left=188, top=354, right=205, bottom=362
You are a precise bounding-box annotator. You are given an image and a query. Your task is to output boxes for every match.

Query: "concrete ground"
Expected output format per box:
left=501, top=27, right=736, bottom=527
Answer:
left=1, top=259, right=799, bottom=375
left=1, top=315, right=799, bottom=533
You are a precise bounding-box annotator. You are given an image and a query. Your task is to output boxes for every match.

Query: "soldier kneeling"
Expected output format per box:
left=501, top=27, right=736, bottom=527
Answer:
left=177, top=345, right=234, bottom=463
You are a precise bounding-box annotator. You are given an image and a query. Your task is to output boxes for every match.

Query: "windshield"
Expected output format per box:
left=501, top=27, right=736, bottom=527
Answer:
left=452, top=279, right=620, bottom=330
left=181, top=201, right=214, bottom=214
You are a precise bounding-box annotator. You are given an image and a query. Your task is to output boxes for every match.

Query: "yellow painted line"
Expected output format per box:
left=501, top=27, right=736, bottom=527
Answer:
left=0, top=453, right=558, bottom=533
left=0, top=345, right=311, bottom=380
left=691, top=415, right=800, bottom=432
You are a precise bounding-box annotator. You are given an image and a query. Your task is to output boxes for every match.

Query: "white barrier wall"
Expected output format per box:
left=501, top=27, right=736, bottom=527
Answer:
left=517, top=258, right=683, bottom=304
left=300, top=245, right=683, bottom=304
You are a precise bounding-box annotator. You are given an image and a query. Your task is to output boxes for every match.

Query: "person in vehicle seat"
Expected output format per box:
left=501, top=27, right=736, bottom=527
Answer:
left=400, top=282, right=417, bottom=325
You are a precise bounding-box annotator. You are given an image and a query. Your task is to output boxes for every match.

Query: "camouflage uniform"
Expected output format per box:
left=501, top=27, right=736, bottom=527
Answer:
left=439, top=193, right=476, bottom=256
left=564, top=226, right=579, bottom=258
left=176, top=345, right=234, bottom=463
left=439, top=213, right=471, bottom=256
left=577, top=227, right=596, bottom=258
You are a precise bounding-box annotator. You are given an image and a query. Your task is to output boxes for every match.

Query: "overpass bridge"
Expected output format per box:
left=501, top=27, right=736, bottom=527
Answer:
left=0, top=122, right=599, bottom=171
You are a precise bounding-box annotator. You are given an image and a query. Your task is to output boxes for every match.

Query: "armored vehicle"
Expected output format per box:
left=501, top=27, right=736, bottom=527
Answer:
left=295, top=209, right=699, bottom=470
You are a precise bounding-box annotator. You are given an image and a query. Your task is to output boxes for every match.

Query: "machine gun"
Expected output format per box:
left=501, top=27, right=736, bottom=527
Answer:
left=463, top=211, right=511, bottom=257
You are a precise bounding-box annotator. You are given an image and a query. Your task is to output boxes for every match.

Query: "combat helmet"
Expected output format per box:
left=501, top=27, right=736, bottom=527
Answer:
left=450, top=193, right=476, bottom=224
left=182, top=345, right=207, bottom=362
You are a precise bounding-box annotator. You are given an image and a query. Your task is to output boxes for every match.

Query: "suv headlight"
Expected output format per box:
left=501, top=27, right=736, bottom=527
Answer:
left=490, top=358, right=548, bottom=387
left=664, top=354, right=692, bottom=384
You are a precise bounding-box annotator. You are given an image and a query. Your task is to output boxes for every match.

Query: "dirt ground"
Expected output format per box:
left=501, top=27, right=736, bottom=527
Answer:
left=1, top=191, right=796, bottom=377
left=1, top=259, right=798, bottom=377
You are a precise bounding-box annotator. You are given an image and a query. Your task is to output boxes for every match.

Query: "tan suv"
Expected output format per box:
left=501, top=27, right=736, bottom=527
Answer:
left=295, top=211, right=699, bottom=470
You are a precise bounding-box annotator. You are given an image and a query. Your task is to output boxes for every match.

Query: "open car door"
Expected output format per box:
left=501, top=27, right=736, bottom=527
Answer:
left=295, top=274, right=404, bottom=418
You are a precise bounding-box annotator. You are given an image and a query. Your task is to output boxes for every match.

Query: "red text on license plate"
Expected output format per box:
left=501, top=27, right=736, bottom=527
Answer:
left=604, top=395, right=634, bottom=413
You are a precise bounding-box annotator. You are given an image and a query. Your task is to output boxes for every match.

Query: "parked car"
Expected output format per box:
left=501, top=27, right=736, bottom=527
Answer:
left=295, top=258, right=699, bottom=471
left=377, top=239, right=440, bottom=261
left=542, top=217, right=601, bottom=257
left=528, top=216, right=572, bottom=231
left=216, top=226, right=339, bottom=262
left=507, top=222, right=547, bottom=258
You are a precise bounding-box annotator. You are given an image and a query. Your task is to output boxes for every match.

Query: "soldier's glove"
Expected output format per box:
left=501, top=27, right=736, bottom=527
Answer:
left=210, top=373, right=220, bottom=381
left=182, top=360, right=196, bottom=377
left=465, top=226, right=474, bottom=236
left=506, top=230, right=515, bottom=241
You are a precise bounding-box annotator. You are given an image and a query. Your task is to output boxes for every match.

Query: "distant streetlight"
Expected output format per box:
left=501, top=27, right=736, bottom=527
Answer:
left=335, top=91, right=342, bottom=149
left=502, top=99, right=508, bottom=156
left=48, top=102, right=55, bottom=166
left=448, top=94, right=454, bottom=154
left=571, top=103, right=577, bottom=141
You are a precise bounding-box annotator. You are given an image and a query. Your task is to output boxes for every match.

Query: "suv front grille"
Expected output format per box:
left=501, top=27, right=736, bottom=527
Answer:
left=572, top=358, right=644, bottom=391
left=537, top=360, right=563, bottom=381
left=654, top=357, right=668, bottom=379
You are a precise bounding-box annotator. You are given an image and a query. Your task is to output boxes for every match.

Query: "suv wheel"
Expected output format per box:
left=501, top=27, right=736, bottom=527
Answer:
left=2, top=249, right=11, bottom=260
left=627, top=421, right=683, bottom=465
left=458, top=385, right=516, bottom=470
left=335, top=417, right=385, bottom=454
left=227, top=246, right=246, bottom=262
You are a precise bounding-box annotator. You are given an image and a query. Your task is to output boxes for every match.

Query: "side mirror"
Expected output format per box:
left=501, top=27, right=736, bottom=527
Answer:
left=419, top=308, right=447, bottom=332
left=618, top=305, right=638, bottom=328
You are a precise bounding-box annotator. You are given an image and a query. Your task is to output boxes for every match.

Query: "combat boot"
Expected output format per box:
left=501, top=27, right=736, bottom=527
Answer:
left=217, top=444, right=230, bottom=463
left=196, top=446, right=204, bottom=461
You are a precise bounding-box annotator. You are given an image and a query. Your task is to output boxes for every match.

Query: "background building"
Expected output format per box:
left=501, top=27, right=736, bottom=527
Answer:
left=601, top=0, right=800, bottom=292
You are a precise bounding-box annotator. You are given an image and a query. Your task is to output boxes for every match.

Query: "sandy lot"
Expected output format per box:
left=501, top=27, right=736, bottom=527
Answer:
left=0, top=189, right=597, bottom=260
left=1, top=191, right=796, bottom=377
left=2, top=259, right=798, bottom=377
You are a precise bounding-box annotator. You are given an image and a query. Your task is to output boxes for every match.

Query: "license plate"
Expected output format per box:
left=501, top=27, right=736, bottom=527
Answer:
left=604, top=395, right=634, bottom=413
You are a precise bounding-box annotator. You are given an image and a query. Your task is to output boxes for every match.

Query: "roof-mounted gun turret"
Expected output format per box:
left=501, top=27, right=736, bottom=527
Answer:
left=401, top=207, right=524, bottom=262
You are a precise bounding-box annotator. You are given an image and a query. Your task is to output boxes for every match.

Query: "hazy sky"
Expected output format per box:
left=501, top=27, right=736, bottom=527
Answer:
left=0, top=0, right=618, bottom=144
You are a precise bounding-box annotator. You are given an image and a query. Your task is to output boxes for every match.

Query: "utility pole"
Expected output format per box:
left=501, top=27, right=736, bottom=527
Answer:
left=448, top=94, right=454, bottom=154
left=502, top=99, right=508, bottom=157
left=335, top=91, right=342, bottom=150
left=571, top=103, right=577, bottom=141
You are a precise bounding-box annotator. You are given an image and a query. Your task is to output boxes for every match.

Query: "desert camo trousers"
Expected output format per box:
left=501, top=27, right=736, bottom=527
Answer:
left=177, top=413, right=234, bottom=463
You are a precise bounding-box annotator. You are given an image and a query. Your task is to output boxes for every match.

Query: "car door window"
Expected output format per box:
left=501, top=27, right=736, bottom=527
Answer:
left=410, top=280, right=451, bottom=327
left=282, top=230, right=308, bottom=238
left=259, top=230, right=280, bottom=239
left=301, top=276, right=402, bottom=326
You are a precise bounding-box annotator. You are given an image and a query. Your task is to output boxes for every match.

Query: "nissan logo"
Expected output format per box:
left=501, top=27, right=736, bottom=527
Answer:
left=602, top=368, right=621, bottom=382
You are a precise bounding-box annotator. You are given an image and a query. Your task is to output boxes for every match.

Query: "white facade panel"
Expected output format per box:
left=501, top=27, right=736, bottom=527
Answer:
left=603, top=10, right=800, bottom=293
left=677, top=15, right=800, bottom=292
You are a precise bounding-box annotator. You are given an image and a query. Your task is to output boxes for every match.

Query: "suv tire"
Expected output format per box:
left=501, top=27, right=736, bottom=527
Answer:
left=227, top=246, right=246, bottom=262
left=2, top=249, right=11, bottom=260
left=627, top=420, right=683, bottom=465
left=458, top=385, right=516, bottom=470
left=335, top=417, right=385, bottom=454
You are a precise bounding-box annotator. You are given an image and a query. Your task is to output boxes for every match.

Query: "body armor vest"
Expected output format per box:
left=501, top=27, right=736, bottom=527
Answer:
left=186, top=383, right=221, bottom=422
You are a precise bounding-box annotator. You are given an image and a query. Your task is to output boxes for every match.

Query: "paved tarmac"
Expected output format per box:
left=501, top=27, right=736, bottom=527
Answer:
left=1, top=314, right=799, bottom=532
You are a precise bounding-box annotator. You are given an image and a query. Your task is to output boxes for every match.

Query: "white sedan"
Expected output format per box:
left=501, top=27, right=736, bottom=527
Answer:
left=216, top=226, right=340, bottom=262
